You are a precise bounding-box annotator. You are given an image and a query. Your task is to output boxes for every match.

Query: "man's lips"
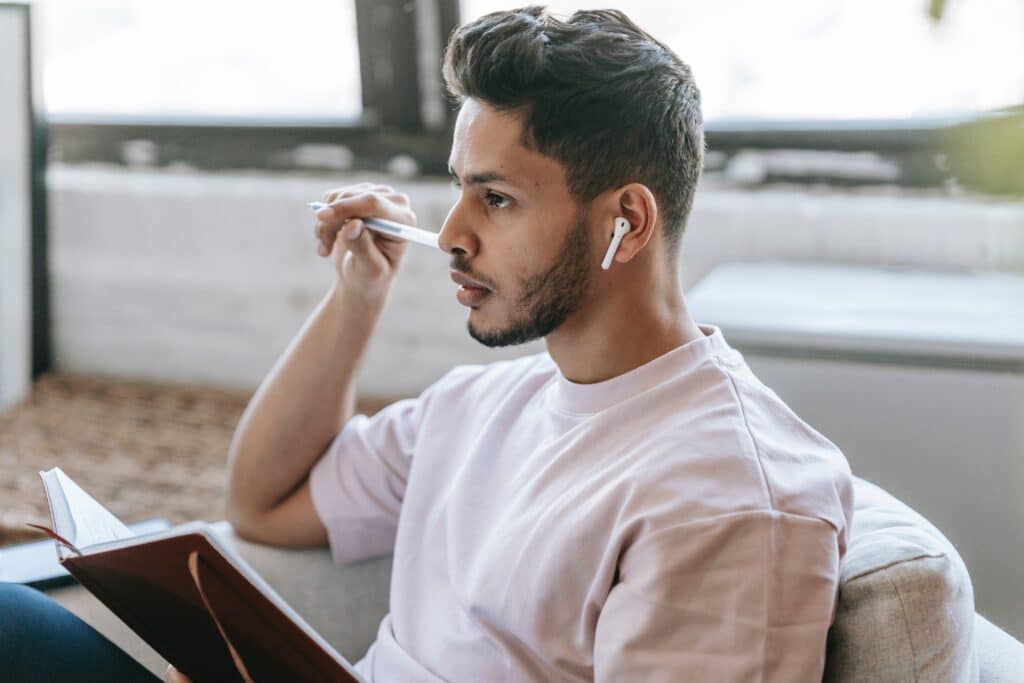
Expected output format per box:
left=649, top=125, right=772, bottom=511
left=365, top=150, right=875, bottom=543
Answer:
left=449, top=270, right=492, bottom=291
left=450, top=270, right=493, bottom=308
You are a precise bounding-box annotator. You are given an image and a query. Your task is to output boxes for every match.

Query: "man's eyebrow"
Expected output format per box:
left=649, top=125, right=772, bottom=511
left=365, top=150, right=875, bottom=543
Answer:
left=447, top=164, right=513, bottom=186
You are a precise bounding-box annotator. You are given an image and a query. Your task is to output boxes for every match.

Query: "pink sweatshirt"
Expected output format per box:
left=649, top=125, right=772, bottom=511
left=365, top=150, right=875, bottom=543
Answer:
left=310, top=324, right=854, bottom=681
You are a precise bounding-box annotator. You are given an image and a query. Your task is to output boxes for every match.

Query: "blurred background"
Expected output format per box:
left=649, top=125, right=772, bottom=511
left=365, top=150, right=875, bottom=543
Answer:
left=1, top=0, right=1022, bottom=637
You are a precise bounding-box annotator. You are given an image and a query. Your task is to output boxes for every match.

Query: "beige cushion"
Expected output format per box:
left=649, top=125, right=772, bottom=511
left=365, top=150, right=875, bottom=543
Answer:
left=824, top=477, right=978, bottom=682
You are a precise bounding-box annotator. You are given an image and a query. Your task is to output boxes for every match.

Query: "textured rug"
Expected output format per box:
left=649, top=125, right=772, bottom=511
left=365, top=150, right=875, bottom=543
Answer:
left=0, top=373, right=388, bottom=548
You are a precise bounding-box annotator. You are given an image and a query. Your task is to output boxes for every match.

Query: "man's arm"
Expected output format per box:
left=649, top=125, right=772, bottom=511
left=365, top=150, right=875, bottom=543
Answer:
left=223, top=184, right=415, bottom=546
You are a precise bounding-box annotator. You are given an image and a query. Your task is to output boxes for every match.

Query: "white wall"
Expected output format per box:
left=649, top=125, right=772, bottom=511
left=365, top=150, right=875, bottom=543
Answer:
left=47, top=164, right=1024, bottom=399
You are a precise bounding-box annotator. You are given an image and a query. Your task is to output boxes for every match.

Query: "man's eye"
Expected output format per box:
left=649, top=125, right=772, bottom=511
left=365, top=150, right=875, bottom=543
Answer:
left=485, top=192, right=509, bottom=209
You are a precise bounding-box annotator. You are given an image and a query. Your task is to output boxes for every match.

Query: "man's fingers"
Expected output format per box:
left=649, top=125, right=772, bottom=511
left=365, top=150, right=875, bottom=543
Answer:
left=316, top=192, right=386, bottom=224
left=346, top=220, right=399, bottom=272
left=321, top=183, right=393, bottom=204
left=314, top=213, right=356, bottom=247
left=322, top=182, right=372, bottom=202
left=393, top=190, right=412, bottom=205
left=316, top=219, right=359, bottom=258
left=313, top=186, right=413, bottom=262
left=314, top=192, right=406, bottom=247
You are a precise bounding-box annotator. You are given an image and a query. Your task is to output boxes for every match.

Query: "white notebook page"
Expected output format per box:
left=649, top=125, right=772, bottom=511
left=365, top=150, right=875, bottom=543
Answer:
left=40, top=467, right=135, bottom=551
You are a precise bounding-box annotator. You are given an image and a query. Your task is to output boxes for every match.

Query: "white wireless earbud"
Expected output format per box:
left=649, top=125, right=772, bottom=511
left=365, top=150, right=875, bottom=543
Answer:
left=600, top=217, right=631, bottom=270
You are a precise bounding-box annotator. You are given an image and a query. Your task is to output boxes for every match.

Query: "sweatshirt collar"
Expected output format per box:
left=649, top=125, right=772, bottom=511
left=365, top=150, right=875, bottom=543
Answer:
left=545, top=324, right=733, bottom=416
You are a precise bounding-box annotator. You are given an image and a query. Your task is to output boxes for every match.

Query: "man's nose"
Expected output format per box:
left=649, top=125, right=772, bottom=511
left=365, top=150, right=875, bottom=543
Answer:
left=438, top=202, right=479, bottom=257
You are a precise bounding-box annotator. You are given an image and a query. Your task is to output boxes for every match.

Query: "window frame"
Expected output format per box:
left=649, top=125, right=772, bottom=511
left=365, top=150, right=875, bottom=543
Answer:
left=4, top=2, right=51, bottom=383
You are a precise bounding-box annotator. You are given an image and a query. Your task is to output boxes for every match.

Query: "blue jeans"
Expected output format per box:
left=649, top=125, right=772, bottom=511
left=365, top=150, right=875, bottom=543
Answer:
left=0, top=582, right=159, bottom=681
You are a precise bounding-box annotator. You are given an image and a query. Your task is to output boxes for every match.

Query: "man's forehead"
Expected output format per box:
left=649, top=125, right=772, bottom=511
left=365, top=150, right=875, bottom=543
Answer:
left=447, top=149, right=529, bottom=185
left=454, top=98, right=527, bottom=145
left=448, top=100, right=531, bottom=178
left=448, top=98, right=561, bottom=187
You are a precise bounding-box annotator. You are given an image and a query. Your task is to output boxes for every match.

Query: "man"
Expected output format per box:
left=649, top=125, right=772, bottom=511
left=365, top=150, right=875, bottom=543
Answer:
left=212, top=6, right=852, bottom=680
left=1, top=6, right=852, bottom=682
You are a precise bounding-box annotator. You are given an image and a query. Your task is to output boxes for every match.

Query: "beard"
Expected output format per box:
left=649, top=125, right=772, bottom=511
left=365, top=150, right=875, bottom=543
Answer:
left=466, top=211, right=593, bottom=348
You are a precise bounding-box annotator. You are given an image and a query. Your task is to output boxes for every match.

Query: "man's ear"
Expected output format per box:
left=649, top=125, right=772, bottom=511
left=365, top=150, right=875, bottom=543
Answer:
left=604, top=183, right=658, bottom=265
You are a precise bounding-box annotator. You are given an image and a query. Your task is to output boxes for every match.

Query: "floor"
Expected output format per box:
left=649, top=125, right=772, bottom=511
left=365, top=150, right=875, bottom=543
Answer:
left=0, top=373, right=387, bottom=548
left=0, top=373, right=249, bottom=547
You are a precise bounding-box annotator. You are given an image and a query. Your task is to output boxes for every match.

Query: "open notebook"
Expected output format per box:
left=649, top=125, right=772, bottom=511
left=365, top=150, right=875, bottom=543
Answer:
left=34, top=467, right=364, bottom=682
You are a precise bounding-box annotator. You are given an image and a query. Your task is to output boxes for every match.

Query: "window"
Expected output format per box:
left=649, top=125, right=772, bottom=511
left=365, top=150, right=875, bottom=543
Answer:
left=38, top=0, right=1022, bottom=186
left=462, top=0, right=1024, bottom=121
left=37, top=0, right=363, bottom=120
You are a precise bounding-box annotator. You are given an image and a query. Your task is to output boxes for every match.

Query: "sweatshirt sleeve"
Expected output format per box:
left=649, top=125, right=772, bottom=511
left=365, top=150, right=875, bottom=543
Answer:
left=593, top=510, right=842, bottom=682
left=309, top=369, right=457, bottom=565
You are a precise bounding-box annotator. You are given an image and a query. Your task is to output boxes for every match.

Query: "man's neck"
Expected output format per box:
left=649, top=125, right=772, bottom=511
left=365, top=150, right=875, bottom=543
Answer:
left=544, top=272, right=704, bottom=385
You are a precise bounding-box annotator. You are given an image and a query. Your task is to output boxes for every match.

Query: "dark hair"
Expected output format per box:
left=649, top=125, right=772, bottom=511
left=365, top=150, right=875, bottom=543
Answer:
left=442, top=6, right=704, bottom=255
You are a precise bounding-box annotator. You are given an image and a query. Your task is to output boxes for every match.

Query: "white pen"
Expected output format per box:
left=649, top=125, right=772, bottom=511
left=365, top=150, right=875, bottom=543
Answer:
left=307, top=201, right=441, bottom=250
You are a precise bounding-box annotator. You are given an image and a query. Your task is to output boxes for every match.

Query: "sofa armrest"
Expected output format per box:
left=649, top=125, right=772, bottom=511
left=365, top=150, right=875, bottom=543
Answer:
left=976, top=613, right=1024, bottom=683
left=209, top=521, right=392, bottom=661
left=47, top=521, right=392, bottom=677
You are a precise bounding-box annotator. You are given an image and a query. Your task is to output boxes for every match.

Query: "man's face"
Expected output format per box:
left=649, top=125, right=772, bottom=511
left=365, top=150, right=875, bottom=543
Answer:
left=441, top=99, right=596, bottom=348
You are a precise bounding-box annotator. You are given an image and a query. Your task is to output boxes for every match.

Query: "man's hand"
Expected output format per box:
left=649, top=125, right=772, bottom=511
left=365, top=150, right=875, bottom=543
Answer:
left=165, top=664, right=190, bottom=682
left=313, top=183, right=415, bottom=303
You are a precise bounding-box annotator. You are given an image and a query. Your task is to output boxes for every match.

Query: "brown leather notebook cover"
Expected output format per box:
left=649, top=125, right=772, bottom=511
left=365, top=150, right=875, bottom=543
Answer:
left=58, top=531, right=362, bottom=682
left=35, top=468, right=363, bottom=682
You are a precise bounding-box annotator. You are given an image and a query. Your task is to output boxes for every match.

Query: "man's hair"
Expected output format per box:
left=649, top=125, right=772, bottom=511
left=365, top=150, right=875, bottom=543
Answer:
left=442, top=6, right=704, bottom=255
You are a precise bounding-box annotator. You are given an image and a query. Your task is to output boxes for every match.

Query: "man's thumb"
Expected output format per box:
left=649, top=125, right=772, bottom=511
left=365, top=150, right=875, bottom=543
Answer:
left=345, top=220, right=389, bottom=271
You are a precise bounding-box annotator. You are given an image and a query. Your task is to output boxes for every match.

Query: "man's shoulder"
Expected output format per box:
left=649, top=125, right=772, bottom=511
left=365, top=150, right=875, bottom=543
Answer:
left=606, top=358, right=853, bottom=532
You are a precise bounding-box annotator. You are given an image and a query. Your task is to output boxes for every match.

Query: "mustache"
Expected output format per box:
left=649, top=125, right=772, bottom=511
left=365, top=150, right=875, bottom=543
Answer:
left=450, top=254, right=495, bottom=290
